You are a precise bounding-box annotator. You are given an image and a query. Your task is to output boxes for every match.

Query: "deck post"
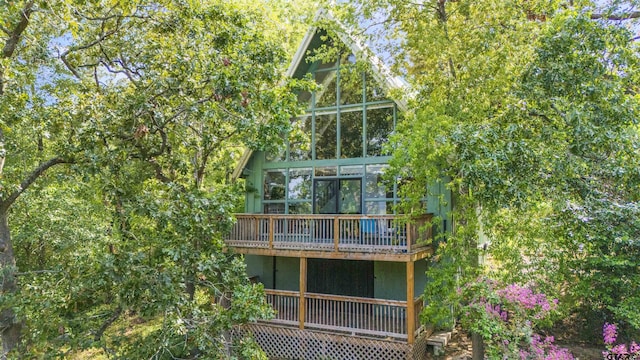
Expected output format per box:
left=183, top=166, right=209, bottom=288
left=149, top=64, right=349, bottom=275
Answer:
left=254, top=216, right=259, bottom=242
left=406, top=221, right=412, bottom=252
left=406, top=260, right=415, bottom=344
left=333, top=217, right=339, bottom=251
left=268, top=216, right=274, bottom=249
left=299, top=257, right=307, bottom=330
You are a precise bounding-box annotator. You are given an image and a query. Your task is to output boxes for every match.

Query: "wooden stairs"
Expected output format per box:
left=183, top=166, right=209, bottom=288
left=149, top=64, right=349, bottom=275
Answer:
left=426, top=331, right=452, bottom=355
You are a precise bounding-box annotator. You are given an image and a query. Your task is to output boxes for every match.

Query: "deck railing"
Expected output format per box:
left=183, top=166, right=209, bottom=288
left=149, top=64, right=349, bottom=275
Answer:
left=263, top=289, right=423, bottom=341
left=413, top=296, right=425, bottom=337
left=226, top=214, right=432, bottom=254
left=305, top=292, right=408, bottom=338
left=266, top=289, right=300, bottom=326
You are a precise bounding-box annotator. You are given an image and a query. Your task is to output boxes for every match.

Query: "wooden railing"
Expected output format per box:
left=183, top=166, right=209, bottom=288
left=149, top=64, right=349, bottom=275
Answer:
left=263, top=289, right=424, bottom=341
left=266, top=289, right=300, bottom=326
left=226, top=214, right=433, bottom=254
left=305, top=292, right=408, bottom=338
left=413, top=296, right=424, bottom=337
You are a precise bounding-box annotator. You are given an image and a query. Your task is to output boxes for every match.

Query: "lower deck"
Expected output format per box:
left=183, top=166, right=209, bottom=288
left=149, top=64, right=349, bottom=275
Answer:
left=265, top=289, right=424, bottom=340
left=244, top=255, right=429, bottom=347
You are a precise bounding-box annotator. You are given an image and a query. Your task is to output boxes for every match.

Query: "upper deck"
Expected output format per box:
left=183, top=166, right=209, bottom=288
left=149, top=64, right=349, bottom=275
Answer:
left=225, top=213, right=433, bottom=262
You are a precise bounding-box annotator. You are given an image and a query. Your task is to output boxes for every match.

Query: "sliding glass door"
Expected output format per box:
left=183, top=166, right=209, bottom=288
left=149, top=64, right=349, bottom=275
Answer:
left=313, top=178, right=361, bottom=214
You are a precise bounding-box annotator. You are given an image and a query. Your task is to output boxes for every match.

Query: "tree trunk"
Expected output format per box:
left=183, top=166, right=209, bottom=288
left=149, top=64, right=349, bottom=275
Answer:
left=471, top=332, right=485, bottom=360
left=0, top=210, right=21, bottom=358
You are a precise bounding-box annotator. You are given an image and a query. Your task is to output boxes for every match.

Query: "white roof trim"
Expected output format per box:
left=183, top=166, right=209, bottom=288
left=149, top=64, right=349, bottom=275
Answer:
left=231, top=148, right=253, bottom=180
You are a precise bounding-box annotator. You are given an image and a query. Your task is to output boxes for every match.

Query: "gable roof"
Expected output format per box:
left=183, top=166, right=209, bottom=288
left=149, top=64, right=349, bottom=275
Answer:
left=231, top=10, right=408, bottom=180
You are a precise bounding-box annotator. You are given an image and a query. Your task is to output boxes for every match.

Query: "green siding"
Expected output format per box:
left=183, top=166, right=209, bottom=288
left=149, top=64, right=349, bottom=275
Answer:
left=427, top=177, right=453, bottom=242
left=373, top=261, right=406, bottom=301
left=414, top=259, right=429, bottom=297
left=243, top=153, right=264, bottom=213
left=244, top=255, right=429, bottom=303
left=244, top=255, right=274, bottom=289
left=275, top=257, right=300, bottom=291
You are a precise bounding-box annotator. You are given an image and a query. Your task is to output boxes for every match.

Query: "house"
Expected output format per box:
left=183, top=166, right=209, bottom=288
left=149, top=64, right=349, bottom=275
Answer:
left=227, top=14, right=452, bottom=360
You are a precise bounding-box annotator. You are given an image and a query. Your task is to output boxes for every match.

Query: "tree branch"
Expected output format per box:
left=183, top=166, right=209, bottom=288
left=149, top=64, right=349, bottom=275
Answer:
left=59, top=17, right=122, bottom=80
left=591, top=11, right=640, bottom=21
left=60, top=52, right=83, bottom=80
left=1, top=157, right=70, bottom=211
left=74, top=7, right=151, bottom=22
left=149, top=159, right=172, bottom=184
left=93, top=66, right=101, bottom=91
left=162, top=94, right=217, bottom=125
left=94, top=307, right=122, bottom=342
left=1, top=1, right=35, bottom=97
left=1, top=1, right=34, bottom=59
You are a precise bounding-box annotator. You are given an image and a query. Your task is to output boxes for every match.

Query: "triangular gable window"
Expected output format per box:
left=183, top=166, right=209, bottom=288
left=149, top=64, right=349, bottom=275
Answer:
left=266, top=32, right=397, bottom=163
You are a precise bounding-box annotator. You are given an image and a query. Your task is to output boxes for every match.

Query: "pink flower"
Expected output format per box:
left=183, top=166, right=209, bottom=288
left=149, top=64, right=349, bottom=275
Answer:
left=544, top=348, right=575, bottom=360
left=497, top=284, right=557, bottom=313
left=500, top=311, right=508, bottom=322
left=545, top=336, right=555, bottom=344
left=603, top=323, right=618, bottom=345
left=611, top=344, right=628, bottom=355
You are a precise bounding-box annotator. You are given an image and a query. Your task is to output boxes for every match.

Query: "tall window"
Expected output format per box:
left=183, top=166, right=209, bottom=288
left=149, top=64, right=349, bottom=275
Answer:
left=266, top=55, right=396, bottom=162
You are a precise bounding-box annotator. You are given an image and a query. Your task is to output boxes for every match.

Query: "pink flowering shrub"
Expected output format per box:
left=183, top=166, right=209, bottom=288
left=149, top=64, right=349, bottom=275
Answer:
left=602, top=323, right=640, bottom=359
left=460, top=277, right=574, bottom=359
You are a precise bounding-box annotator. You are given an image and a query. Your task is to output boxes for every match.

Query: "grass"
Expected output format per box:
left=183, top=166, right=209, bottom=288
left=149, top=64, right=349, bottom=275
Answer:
left=68, top=314, right=162, bottom=359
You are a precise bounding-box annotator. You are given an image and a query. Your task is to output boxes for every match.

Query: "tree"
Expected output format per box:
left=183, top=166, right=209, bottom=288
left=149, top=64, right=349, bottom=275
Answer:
left=336, top=0, right=640, bottom=338
left=0, top=0, right=310, bottom=357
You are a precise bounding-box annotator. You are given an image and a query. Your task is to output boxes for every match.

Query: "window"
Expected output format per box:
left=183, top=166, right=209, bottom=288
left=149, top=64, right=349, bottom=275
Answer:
left=315, top=113, right=337, bottom=159
left=288, top=168, right=312, bottom=200
left=264, top=169, right=286, bottom=200
left=264, top=203, right=285, bottom=214
left=339, top=66, right=363, bottom=105
left=365, top=164, right=396, bottom=214
left=261, top=165, right=403, bottom=215
left=315, top=70, right=337, bottom=108
left=366, top=106, right=394, bottom=157
left=340, top=165, right=364, bottom=176
left=289, top=116, right=312, bottom=161
left=315, top=166, right=337, bottom=177
left=288, top=202, right=312, bottom=214
left=264, top=56, right=397, bottom=163
left=340, top=109, right=363, bottom=158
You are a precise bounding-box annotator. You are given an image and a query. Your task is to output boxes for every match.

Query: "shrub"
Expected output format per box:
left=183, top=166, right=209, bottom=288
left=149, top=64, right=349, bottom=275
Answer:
left=602, top=323, right=640, bottom=359
left=460, top=277, right=574, bottom=359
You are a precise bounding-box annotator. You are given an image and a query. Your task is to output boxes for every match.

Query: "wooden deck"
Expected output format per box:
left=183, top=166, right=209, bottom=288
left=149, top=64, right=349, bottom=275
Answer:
left=225, top=214, right=433, bottom=260
left=263, top=289, right=424, bottom=342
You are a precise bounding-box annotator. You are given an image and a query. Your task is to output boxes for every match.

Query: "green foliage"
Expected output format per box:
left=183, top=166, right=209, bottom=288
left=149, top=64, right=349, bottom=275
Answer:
left=232, top=335, right=268, bottom=360
left=1, top=0, right=315, bottom=357
left=473, top=12, right=640, bottom=330
left=337, top=0, right=640, bottom=338
left=459, top=279, right=573, bottom=359
left=418, top=196, right=482, bottom=330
